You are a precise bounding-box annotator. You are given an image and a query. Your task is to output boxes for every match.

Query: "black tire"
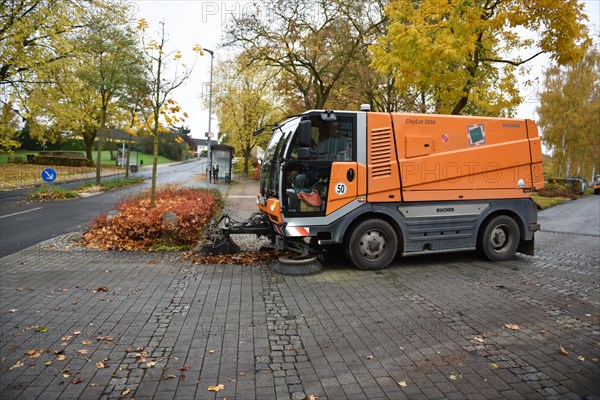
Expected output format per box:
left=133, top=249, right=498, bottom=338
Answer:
left=346, top=219, right=397, bottom=270
left=479, top=215, right=520, bottom=261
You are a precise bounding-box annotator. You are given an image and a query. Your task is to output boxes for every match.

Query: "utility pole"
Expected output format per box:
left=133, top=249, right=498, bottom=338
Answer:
left=204, top=48, right=214, bottom=183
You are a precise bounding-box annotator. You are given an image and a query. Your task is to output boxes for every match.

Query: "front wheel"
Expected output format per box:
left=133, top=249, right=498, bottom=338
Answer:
left=346, top=219, right=398, bottom=270
left=479, top=215, right=520, bottom=261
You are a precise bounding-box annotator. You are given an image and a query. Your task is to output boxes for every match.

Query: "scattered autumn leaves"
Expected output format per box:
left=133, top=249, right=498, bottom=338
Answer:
left=181, top=249, right=281, bottom=266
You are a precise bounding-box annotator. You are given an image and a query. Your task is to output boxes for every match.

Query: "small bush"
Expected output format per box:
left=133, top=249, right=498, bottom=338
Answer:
left=83, top=187, right=221, bottom=250
left=7, top=155, right=27, bottom=164
left=28, top=185, right=79, bottom=200
left=33, top=155, right=93, bottom=167
left=536, top=183, right=578, bottom=199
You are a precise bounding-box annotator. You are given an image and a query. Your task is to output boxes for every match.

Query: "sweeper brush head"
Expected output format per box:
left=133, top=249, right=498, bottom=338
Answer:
left=272, top=255, right=324, bottom=276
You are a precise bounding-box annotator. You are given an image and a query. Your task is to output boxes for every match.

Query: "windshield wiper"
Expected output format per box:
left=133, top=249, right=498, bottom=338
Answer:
left=252, top=114, right=303, bottom=136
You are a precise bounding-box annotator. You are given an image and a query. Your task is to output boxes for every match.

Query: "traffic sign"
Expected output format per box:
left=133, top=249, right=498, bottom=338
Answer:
left=41, top=168, right=57, bottom=183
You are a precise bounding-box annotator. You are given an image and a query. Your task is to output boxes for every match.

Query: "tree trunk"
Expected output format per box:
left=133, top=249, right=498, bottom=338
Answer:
left=95, top=134, right=103, bottom=185
left=85, top=140, right=94, bottom=160
left=151, top=133, right=158, bottom=207
left=243, top=148, right=251, bottom=175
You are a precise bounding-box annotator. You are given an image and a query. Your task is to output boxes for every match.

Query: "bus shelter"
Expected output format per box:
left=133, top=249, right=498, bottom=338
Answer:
left=210, top=144, right=234, bottom=183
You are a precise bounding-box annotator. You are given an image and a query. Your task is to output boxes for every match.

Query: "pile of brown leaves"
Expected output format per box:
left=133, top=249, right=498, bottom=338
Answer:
left=82, top=187, right=220, bottom=250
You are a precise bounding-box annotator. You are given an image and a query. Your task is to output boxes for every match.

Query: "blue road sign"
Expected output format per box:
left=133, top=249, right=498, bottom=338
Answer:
left=41, top=168, right=57, bottom=183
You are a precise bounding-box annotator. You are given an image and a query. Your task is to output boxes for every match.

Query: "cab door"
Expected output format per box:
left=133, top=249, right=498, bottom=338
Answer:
left=282, top=112, right=357, bottom=216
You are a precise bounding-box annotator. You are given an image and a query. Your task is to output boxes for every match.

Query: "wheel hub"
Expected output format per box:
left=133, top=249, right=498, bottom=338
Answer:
left=491, top=226, right=508, bottom=249
left=360, top=230, right=386, bottom=259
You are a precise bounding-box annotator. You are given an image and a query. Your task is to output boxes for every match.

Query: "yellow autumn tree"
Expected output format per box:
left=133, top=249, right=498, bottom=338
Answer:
left=371, top=0, right=592, bottom=116
left=537, top=49, right=600, bottom=179
left=213, top=54, right=284, bottom=174
left=136, top=19, right=201, bottom=206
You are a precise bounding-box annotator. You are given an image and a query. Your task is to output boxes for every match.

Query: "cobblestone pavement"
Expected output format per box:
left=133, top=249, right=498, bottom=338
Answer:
left=0, top=186, right=599, bottom=399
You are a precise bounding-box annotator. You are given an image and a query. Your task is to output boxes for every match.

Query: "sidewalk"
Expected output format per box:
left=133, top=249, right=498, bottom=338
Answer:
left=0, top=183, right=599, bottom=399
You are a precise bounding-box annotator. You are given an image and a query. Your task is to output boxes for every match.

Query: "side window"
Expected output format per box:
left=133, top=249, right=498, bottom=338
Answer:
left=290, top=116, right=355, bottom=161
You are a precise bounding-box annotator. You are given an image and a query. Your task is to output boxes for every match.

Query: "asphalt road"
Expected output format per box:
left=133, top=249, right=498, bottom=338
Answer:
left=538, top=194, right=600, bottom=236
left=0, top=159, right=209, bottom=257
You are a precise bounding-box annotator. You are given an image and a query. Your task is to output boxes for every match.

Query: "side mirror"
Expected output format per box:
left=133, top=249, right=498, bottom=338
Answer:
left=298, top=147, right=310, bottom=159
left=297, top=120, right=311, bottom=147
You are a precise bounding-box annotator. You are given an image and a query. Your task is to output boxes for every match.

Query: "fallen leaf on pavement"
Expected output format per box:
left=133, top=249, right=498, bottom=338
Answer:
left=36, top=326, right=49, bottom=333
left=162, top=375, right=177, bottom=380
left=474, top=336, right=485, bottom=343
left=122, top=388, right=131, bottom=395
left=45, top=361, right=52, bottom=366
left=96, top=359, right=109, bottom=368
left=61, top=335, right=73, bottom=341
left=449, top=374, right=457, bottom=380
left=72, top=377, right=84, bottom=384
left=26, top=349, right=44, bottom=359
left=399, top=381, right=407, bottom=387
left=62, top=369, right=71, bottom=377
left=146, top=361, right=157, bottom=368
left=8, top=309, right=17, bottom=313
left=93, top=287, right=108, bottom=293
left=82, top=340, right=92, bottom=345
left=208, top=349, right=216, bottom=354
left=126, top=346, right=144, bottom=353
left=239, top=372, right=246, bottom=377
left=179, top=363, right=189, bottom=371
left=207, top=384, right=225, bottom=392
left=559, top=344, right=569, bottom=356
left=504, top=323, right=520, bottom=330
left=136, top=352, right=148, bottom=363
left=308, top=396, right=318, bottom=400
left=60, top=342, right=68, bottom=347
left=90, top=383, right=98, bottom=387
left=57, top=355, right=66, bottom=361
left=366, top=355, right=374, bottom=360
left=577, top=355, right=585, bottom=362
left=95, top=336, right=114, bottom=343
left=9, top=361, right=24, bottom=370
left=491, top=363, right=499, bottom=369
left=73, top=331, right=82, bottom=335
left=77, top=349, right=89, bottom=355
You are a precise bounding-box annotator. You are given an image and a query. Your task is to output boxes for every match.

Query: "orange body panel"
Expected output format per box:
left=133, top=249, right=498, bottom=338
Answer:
left=366, top=113, right=402, bottom=202
left=257, top=198, right=282, bottom=224
left=383, top=113, right=542, bottom=202
left=325, top=162, right=358, bottom=215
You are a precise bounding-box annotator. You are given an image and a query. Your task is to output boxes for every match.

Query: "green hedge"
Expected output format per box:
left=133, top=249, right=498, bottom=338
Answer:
left=33, top=155, right=94, bottom=167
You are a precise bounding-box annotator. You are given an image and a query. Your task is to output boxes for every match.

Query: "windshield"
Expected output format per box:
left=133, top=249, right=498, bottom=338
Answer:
left=260, top=117, right=300, bottom=196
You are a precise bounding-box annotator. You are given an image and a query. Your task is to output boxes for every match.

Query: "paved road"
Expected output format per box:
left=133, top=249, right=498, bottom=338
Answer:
left=0, top=159, right=211, bottom=257
left=538, top=194, right=600, bottom=236
left=0, top=188, right=598, bottom=400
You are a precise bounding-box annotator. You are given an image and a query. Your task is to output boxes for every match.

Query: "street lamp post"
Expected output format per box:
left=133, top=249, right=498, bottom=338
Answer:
left=204, top=48, right=214, bottom=183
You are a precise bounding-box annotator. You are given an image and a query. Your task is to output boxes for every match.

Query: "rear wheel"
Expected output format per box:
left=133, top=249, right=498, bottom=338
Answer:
left=479, top=215, right=520, bottom=261
left=346, top=219, right=397, bottom=270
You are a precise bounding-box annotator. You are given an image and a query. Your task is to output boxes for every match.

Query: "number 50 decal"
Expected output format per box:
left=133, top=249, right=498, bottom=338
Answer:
left=335, top=183, right=347, bottom=195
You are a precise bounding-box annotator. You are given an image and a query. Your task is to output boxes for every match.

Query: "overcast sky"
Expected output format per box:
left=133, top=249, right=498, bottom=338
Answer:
left=131, top=0, right=600, bottom=140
